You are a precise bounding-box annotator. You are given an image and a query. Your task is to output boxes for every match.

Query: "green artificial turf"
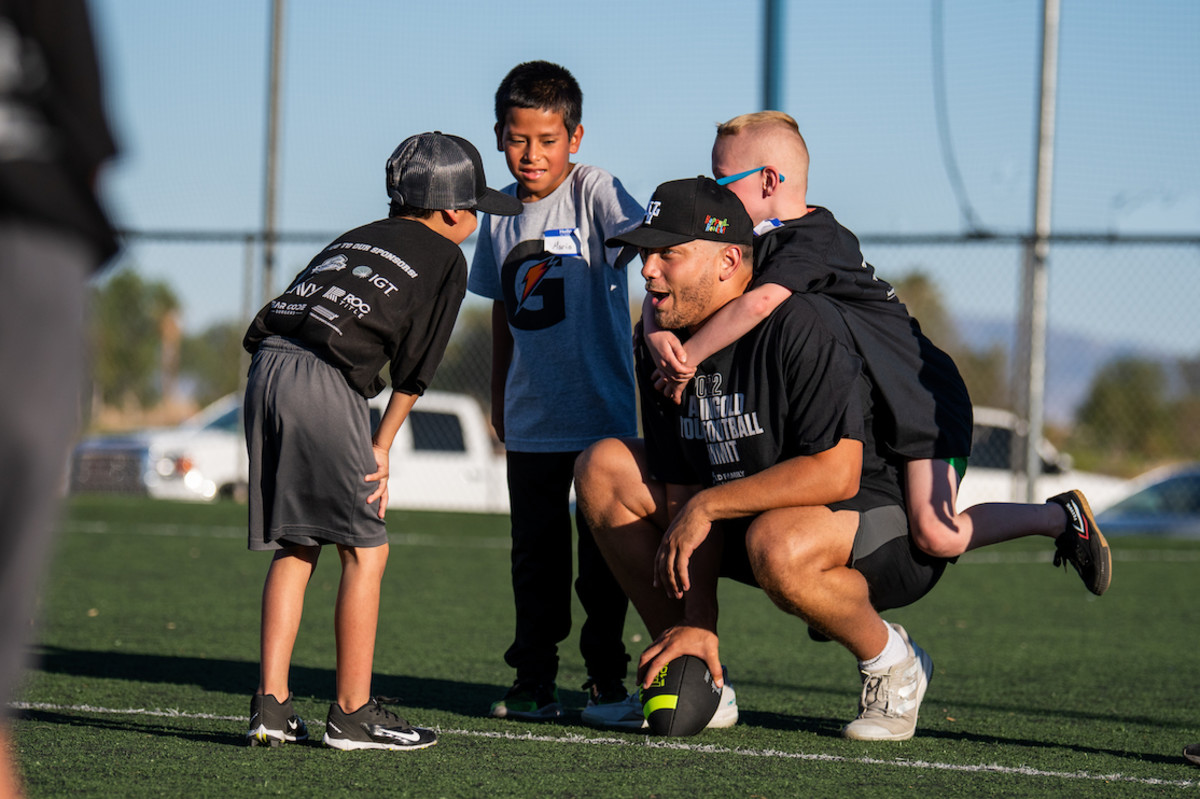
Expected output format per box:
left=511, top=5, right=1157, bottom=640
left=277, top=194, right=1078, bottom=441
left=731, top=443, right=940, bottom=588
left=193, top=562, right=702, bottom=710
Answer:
left=8, top=496, right=1200, bottom=797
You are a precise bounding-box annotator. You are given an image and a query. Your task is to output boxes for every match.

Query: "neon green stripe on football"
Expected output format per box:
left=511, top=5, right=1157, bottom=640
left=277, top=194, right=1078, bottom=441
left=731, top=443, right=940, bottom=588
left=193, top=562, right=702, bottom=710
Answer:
left=642, top=695, right=678, bottom=715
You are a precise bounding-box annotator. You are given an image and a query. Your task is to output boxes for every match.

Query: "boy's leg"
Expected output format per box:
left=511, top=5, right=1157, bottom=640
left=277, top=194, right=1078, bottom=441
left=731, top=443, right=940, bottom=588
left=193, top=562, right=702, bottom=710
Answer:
left=503, top=451, right=575, bottom=682
left=323, top=542, right=439, bottom=753
left=0, top=725, right=22, bottom=799
left=259, top=544, right=321, bottom=700
left=575, top=499, right=631, bottom=682
left=905, top=460, right=1109, bottom=593
left=574, top=439, right=683, bottom=640
left=905, top=459, right=1063, bottom=557
left=334, top=542, right=389, bottom=714
left=575, top=495, right=640, bottom=726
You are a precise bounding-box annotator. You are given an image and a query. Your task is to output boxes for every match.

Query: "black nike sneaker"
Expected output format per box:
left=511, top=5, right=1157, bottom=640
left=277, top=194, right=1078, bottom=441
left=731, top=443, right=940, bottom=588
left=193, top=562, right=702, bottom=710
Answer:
left=322, top=697, right=438, bottom=751
left=246, top=693, right=308, bottom=747
left=1049, top=490, right=1111, bottom=596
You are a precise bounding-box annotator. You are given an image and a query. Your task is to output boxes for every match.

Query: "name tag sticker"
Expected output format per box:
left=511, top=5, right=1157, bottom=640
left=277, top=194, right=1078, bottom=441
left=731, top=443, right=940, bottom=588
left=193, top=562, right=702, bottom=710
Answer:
left=544, top=228, right=582, bottom=256
left=753, top=218, right=784, bottom=237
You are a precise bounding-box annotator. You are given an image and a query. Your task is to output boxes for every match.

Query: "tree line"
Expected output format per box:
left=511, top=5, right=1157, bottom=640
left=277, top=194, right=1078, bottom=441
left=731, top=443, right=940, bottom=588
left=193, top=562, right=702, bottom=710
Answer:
left=87, top=267, right=1198, bottom=478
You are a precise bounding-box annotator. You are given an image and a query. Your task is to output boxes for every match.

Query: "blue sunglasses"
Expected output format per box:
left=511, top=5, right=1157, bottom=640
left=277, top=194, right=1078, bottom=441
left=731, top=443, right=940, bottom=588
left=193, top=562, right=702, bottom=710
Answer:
left=715, top=166, right=786, bottom=186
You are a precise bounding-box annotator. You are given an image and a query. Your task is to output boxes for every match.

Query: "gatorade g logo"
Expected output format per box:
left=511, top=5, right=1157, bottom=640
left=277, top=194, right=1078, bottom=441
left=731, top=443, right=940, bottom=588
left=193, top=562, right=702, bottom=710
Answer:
left=500, top=239, right=566, bottom=331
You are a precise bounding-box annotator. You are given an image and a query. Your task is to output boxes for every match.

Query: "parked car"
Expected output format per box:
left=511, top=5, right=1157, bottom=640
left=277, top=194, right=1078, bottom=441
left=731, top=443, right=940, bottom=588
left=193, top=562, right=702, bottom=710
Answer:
left=954, top=407, right=1129, bottom=513
left=1095, top=462, right=1200, bottom=538
left=70, top=394, right=246, bottom=503
left=69, top=390, right=510, bottom=513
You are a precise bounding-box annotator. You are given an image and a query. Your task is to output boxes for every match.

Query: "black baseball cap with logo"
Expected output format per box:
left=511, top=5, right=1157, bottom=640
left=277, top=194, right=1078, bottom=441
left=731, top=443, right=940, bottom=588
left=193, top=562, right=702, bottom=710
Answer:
left=605, top=176, right=753, bottom=249
left=387, top=132, right=522, bottom=216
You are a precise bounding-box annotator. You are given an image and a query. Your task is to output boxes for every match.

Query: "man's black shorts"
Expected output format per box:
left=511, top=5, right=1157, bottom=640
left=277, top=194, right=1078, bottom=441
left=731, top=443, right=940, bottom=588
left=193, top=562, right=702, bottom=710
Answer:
left=718, top=505, right=948, bottom=611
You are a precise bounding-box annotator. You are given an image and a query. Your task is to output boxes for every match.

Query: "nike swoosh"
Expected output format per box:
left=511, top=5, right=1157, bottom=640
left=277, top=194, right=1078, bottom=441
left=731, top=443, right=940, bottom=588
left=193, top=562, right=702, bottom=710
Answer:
left=374, top=726, right=422, bottom=743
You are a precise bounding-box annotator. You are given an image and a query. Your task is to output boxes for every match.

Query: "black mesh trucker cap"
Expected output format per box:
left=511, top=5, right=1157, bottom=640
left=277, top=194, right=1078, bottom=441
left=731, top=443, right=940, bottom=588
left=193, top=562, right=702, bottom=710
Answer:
left=386, top=132, right=521, bottom=216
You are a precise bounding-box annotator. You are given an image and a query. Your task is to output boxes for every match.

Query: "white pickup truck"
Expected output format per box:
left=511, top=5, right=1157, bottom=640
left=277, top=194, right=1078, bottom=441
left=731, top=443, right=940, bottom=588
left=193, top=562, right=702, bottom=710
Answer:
left=69, top=390, right=510, bottom=514
left=955, top=407, right=1128, bottom=512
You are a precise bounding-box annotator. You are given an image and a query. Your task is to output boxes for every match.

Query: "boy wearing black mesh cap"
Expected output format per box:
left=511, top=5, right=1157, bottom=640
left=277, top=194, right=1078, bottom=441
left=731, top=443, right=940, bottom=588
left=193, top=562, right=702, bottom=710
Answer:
left=242, top=132, right=519, bottom=751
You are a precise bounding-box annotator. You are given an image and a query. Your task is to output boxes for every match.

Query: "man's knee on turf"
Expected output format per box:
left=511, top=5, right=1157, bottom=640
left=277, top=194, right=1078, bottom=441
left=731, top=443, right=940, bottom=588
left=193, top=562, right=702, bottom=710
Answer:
left=744, top=509, right=850, bottom=603
left=575, top=437, right=631, bottom=502
left=575, top=437, right=646, bottom=523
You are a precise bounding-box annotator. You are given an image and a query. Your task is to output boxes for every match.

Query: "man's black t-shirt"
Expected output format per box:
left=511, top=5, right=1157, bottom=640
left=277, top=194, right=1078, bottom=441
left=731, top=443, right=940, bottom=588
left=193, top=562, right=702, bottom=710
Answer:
left=639, top=293, right=904, bottom=513
left=244, top=217, right=466, bottom=398
left=753, top=207, right=973, bottom=460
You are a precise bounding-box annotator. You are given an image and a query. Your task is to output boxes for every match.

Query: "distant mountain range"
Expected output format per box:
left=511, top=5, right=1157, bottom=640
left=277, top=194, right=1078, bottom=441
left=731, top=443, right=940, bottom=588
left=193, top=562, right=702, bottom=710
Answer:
left=957, top=319, right=1185, bottom=426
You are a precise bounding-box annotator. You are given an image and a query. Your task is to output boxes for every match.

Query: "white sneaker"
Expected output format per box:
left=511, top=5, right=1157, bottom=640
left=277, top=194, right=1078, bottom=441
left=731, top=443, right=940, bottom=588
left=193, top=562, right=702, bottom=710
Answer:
left=580, top=680, right=647, bottom=730
left=706, top=670, right=739, bottom=729
left=841, top=623, right=933, bottom=741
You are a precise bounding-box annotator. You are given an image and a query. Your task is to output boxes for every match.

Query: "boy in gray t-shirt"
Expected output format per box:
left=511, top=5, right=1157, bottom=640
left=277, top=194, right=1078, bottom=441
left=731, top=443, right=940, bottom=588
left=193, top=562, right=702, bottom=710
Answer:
left=468, top=61, right=644, bottom=728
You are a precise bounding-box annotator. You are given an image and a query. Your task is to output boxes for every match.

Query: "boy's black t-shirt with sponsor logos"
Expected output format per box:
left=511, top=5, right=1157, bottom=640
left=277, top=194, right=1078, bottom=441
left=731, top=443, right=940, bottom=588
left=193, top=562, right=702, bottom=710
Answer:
left=638, top=292, right=904, bottom=513
left=244, top=217, right=467, bottom=398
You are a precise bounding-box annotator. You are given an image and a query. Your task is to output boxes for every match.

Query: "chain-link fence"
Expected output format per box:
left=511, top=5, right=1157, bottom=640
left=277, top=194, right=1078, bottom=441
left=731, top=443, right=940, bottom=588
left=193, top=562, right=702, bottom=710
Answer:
left=859, top=233, right=1200, bottom=482
left=104, top=230, right=1199, bottom=494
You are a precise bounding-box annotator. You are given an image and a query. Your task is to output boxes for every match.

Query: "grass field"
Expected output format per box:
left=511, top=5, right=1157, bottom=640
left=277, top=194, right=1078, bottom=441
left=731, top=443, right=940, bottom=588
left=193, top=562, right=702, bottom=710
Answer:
left=9, top=496, right=1200, bottom=797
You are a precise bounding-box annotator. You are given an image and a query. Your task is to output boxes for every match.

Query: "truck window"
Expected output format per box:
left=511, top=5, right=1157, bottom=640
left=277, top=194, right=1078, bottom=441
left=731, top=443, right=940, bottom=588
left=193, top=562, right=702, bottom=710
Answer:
left=410, top=410, right=466, bottom=453
left=972, top=421, right=1056, bottom=474
left=971, top=424, right=1012, bottom=470
left=206, top=407, right=242, bottom=434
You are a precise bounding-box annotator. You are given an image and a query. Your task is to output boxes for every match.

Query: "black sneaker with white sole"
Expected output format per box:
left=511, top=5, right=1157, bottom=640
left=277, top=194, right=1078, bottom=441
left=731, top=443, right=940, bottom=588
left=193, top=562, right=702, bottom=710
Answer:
left=489, top=679, right=562, bottom=721
left=1049, top=490, right=1111, bottom=596
left=322, top=697, right=438, bottom=751
left=247, top=693, right=308, bottom=747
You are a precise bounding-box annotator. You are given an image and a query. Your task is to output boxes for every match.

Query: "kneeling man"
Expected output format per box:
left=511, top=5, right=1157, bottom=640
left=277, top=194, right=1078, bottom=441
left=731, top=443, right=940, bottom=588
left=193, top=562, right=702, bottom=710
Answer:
left=575, top=177, right=947, bottom=741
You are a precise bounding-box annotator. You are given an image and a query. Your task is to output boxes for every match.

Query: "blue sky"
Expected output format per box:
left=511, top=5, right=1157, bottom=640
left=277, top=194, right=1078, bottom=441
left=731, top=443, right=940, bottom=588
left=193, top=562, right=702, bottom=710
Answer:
left=87, top=1, right=1199, bottom=355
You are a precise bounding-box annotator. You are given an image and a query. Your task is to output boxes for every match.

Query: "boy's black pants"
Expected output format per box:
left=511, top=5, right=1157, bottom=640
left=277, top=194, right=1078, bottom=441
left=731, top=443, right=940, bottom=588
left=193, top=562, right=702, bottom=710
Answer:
left=504, top=450, right=630, bottom=685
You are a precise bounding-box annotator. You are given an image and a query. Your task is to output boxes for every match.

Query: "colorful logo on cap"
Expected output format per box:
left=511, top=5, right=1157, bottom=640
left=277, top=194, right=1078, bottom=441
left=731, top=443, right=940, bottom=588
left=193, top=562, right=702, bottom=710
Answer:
left=704, top=215, right=729, bottom=235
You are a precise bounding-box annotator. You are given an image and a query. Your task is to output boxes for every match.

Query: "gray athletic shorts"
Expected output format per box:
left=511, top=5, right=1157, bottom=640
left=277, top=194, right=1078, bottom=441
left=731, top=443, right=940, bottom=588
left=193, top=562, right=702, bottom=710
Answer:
left=244, top=337, right=387, bottom=552
left=719, top=504, right=947, bottom=611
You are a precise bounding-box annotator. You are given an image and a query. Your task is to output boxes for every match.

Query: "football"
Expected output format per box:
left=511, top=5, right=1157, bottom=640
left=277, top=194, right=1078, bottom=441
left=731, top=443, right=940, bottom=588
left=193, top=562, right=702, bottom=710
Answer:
left=638, top=655, right=722, bottom=736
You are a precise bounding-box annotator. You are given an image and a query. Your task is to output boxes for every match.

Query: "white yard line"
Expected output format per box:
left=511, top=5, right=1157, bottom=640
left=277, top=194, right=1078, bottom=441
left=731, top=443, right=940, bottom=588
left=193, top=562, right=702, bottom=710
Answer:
left=11, top=701, right=1198, bottom=789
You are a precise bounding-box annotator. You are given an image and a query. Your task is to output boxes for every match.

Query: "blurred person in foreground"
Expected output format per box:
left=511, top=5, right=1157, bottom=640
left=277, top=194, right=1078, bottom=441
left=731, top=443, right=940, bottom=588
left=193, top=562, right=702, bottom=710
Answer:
left=0, top=0, right=119, bottom=795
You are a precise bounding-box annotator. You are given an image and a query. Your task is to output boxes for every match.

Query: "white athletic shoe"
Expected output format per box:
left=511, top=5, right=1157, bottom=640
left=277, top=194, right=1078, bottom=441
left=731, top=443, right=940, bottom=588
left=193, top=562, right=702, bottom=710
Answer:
left=707, top=670, right=739, bottom=729
left=841, top=624, right=933, bottom=741
left=580, top=679, right=647, bottom=730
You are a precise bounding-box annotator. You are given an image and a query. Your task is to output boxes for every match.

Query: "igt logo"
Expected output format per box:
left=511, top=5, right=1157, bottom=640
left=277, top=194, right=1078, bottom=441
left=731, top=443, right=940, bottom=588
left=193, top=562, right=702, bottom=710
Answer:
left=353, top=265, right=399, bottom=295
